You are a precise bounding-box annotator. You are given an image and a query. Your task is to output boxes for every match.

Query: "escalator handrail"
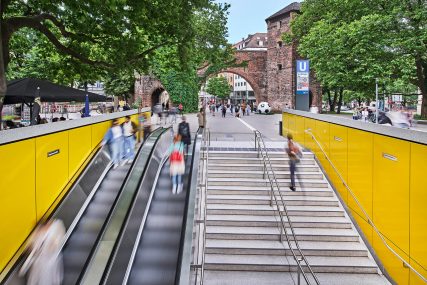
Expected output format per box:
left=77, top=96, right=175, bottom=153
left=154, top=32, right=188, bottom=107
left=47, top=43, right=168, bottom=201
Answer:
left=122, top=152, right=171, bottom=284
left=79, top=127, right=171, bottom=285
left=175, top=128, right=203, bottom=285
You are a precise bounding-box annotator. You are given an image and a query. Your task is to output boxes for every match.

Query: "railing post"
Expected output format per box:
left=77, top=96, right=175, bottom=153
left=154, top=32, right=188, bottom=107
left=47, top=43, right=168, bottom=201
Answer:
left=297, top=258, right=303, bottom=285
left=270, top=185, right=273, bottom=207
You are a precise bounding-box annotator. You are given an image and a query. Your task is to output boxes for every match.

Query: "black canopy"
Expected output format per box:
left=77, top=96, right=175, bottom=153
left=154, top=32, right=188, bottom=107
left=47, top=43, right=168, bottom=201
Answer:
left=4, top=78, right=107, bottom=105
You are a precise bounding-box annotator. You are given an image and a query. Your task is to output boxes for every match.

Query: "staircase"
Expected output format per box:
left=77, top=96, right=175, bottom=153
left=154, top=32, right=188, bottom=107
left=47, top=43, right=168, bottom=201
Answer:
left=201, top=148, right=391, bottom=285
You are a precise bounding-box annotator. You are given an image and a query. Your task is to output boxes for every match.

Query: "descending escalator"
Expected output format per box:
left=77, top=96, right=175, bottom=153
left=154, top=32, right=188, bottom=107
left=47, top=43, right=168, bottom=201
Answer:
left=101, top=130, right=202, bottom=285
left=2, top=128, right=166, bottom=285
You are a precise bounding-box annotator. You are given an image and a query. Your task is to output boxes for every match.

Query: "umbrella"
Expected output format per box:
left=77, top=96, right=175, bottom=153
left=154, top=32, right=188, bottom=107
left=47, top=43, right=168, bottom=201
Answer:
left=4, top=78, right=106, bottom=104
left=83, top=94, right=91, bottom=117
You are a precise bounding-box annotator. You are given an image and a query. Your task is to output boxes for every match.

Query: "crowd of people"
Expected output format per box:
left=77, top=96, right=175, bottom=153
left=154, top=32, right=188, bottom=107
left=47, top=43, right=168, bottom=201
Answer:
left=207, top=101, right=256, bottom=118
left=102, top=116, right=147, bottom=169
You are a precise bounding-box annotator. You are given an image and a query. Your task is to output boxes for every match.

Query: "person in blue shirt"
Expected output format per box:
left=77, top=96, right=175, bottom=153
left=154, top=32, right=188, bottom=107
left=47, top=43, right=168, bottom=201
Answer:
left=102, top=119, right=124, bottom=169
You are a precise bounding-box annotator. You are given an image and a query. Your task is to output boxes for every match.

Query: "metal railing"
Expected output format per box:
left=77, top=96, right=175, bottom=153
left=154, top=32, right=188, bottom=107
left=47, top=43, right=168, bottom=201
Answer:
left=305, top=128, right=427, bottom=284
left=192, top=128, right=210, bottom=285
left=254, top=130, right=320, bottom=285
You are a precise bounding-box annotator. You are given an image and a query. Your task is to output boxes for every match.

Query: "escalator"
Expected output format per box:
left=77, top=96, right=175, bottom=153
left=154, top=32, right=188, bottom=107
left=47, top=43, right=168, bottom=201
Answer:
left=99, top=129, right=202, bottom=285
left=2, top=127, right=167, bottom=285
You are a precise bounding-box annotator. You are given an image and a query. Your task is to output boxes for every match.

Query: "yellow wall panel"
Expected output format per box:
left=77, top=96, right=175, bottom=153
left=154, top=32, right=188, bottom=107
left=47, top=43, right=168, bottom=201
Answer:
left=69, top=126, right=92, bottom=179
left=373, top=135, right=410, bottom=255
left=288, top=114, right=296, bottom=136
left=282, top=113, right=288, bottom=136
left=294, top=115, right=305, bottom=144
left=91, top=121, right=110, bottom=149
left=347, top=128, right=374, bottom=244
left=303, top=118, right=317, bottom=153
left=35, top=131, right=69, bottom=220
left=374, top=234, right=409, bottom=285
left=409, top=143, right=427, bottom=284
left=329, top=124, right=348, bottom=203
left=0, top=140, right=36, bottom=271
left=314, top=120, right=330, bottom=173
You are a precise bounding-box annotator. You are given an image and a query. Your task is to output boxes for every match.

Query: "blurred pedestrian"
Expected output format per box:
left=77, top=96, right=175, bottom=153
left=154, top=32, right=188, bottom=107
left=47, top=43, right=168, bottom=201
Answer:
left=142, top=114, right=152, bottom=141
left=169, top=134, right=185, bottom=194
left=19, top=219, right=65, bottom=285
left=122, top=116, right=137, bottom=164
left=286, top=133, right=302, bottom=191
left=102, top=118, right=124, bottom=169
left=197, top=108, right=206, bottom=128
left=221, top=104, right=227, bottom=118
left=246, top=104, right=251, bottom=116
left=178, top=103, right=183, bottom=115
left=31, top=97, right=41, bottom=126
left=178, top=116, right=191, bottom=154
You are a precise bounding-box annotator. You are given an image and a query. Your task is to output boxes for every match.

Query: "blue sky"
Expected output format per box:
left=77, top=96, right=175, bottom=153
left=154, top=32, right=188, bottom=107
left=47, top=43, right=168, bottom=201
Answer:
left=215, top=0, right=297, bottom=44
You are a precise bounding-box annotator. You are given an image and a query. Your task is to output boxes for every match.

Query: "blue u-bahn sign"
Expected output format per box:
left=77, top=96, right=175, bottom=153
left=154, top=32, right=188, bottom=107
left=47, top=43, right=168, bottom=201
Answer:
left=296, top=60, right=310, bottom=95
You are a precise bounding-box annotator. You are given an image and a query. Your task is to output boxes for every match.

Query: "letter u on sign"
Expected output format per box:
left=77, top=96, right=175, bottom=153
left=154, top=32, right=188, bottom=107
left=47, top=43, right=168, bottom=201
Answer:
left=297, top=60, right=310, bottom=73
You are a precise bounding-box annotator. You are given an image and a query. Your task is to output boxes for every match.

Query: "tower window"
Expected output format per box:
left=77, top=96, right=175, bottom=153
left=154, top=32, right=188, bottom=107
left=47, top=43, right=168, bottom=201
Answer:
left=278, top=64, right=283, bottom=71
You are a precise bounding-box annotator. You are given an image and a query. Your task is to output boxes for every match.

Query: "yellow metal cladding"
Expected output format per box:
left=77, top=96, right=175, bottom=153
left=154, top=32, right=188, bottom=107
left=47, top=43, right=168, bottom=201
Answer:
left=347, top=128, right=374, bottom=244
left=284, top=113, right=427, bottom=284
left=409, top=143, right=427, bottom=285
left=91, top=121, right=110, bottom=149
left=282, top=113, right=290, bottom=136
left=69, top=126, right=92, bottom=179
left=314, top=120, right=330, bottom=174
left=294, top=115, right=305, bottom=144
left=0, top=140, right=36, bottom=271
left=35, top=131, right=69, bottom=220
left=329, top=124, right=348, bottom=203
left=304, top=118, right=316, bottom=152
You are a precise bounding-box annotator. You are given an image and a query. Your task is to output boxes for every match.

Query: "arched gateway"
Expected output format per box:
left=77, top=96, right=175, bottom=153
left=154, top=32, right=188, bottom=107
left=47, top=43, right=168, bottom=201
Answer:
left=134, top=3, right=322, bottom=111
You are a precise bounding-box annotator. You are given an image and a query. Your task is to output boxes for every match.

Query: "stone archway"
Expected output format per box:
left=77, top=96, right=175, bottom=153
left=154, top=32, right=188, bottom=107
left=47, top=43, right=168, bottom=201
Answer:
left=199, top=49, right=268, bottom=105
left=134, top=75, right=165, bottom=108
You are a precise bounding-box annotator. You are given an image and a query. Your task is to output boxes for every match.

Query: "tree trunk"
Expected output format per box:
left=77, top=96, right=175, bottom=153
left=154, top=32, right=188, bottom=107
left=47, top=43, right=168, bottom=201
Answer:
left=330, top=89, right=338, bottom=112
left=336, top=88, right=343, bottom=114
left=416, top=60, right=427, bottom=118
left=0, top=23, right=7, bottom=130
left=326, top=89, right=331, bottom=110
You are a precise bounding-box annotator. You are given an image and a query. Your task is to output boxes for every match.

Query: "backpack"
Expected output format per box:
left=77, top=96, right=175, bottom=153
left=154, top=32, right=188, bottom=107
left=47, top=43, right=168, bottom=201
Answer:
left=179, top=122, right=190, bottom=138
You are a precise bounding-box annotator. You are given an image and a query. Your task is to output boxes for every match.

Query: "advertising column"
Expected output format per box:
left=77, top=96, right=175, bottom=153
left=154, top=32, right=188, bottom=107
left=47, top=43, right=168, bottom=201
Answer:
left=295, top=60, right=310, bottom=111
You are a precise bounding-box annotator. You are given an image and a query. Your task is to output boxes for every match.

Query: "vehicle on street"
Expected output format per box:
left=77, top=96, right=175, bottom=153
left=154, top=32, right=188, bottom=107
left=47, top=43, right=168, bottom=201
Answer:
left=257, top=102, right=271, bottom=114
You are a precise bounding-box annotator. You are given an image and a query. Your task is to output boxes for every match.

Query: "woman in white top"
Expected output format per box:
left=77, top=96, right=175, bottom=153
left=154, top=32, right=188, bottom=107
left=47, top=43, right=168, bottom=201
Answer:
left=102, top=119, right=124, bottom=168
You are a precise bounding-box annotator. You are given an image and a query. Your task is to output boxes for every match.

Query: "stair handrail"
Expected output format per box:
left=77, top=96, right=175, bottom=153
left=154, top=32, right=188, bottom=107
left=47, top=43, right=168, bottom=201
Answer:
left=304, top=128, right=427, bottom=283
left=195, top=128, right=210, bottom=285
left=254, top=130, right=320, bottom=285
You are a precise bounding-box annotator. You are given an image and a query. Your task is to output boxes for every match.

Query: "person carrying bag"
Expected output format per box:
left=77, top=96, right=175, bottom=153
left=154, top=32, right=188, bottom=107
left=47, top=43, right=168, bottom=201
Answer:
left=169, top=135, right=185, bottom=194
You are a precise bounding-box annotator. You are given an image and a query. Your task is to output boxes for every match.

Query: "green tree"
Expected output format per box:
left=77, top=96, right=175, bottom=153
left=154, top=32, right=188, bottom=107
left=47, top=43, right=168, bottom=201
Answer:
left=206, top=76, right=231, bottom=100
left=0, top=0, right=215, bottom=124
left=288, top=0, right=427, bottom=115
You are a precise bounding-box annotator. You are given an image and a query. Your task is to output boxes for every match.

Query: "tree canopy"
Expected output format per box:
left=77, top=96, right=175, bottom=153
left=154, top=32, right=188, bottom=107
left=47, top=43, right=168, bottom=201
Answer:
left=286, top=0, right=427, bottom=115
left=0, top=0, right=232, bottom=121
left=206, top=76, right=231, bottom=100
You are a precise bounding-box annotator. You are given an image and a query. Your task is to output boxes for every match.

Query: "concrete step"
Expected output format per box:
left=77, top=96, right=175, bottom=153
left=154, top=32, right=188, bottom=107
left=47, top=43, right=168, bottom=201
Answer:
left=207, top=186, right=334, bottom=197
left=208, top=163, right=320, bottom=172
left=208, top=170, right=323, bottom=180
left=204, top=254, right=379, bottom=274
left=208, top=157, right=315, bottom=165
left=206, top=226, right=359, bottom=242
left=205, top=239, right=368, bottom=257
left=207, top=204, right=345, bottom=217
left=203, top=271, right=390, bottom=285
left=208, top=151, right=314, bottom=158
left=206, top=215, right=351, bottom=229
left=208, top=178, right=328, bottom=188
left=207, top=195, right=339, bottom=207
